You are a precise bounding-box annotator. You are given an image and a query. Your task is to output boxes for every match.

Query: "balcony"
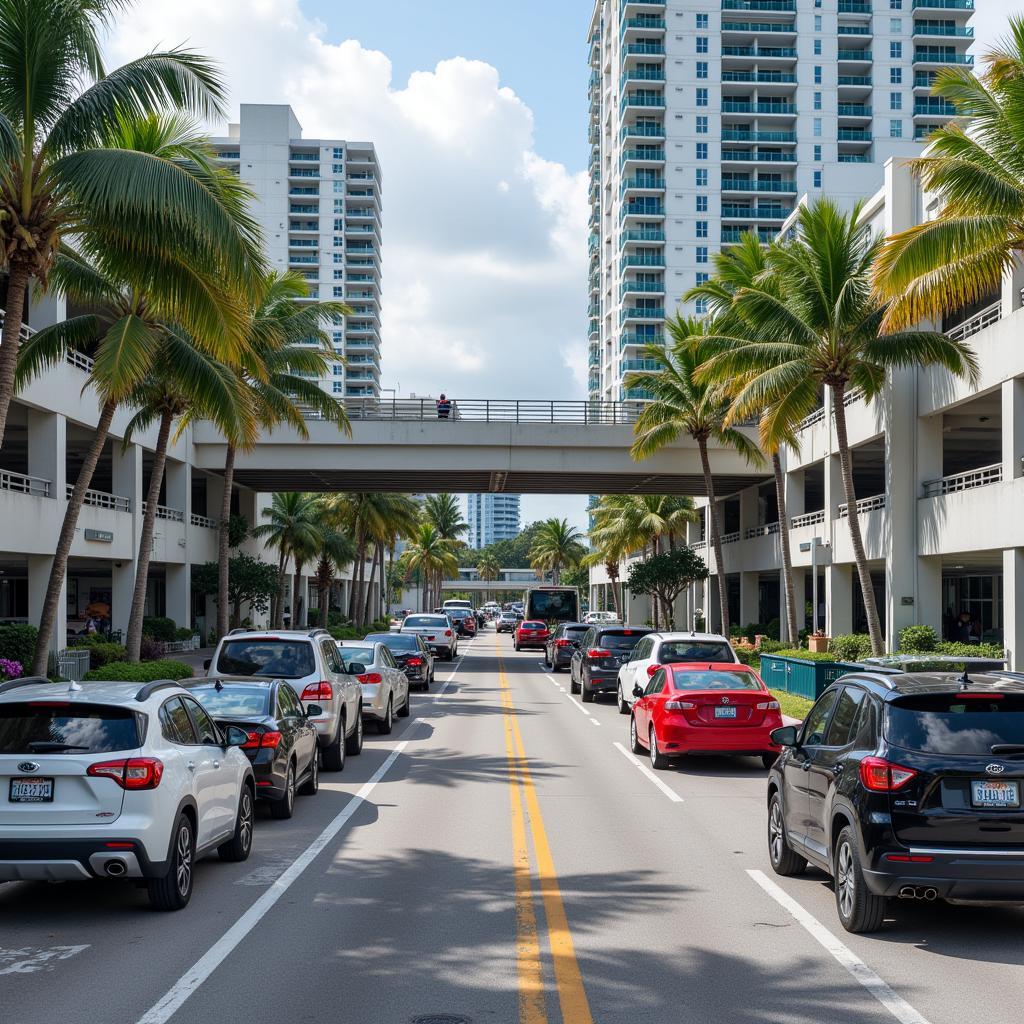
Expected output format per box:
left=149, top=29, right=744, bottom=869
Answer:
left=721, top=178, right=796, bottom=193
left=914, top=100, right=957, bottom=116
left=837, top=494, right=886, bottom=519
left=721, top=204, right=788, bottom=219
left=838, top=50, right=872, bottom=62
left=722, top=101, right=796, bottom=115
left=722, top=129, right=796, bottom=143
left=288, top=255, right=318, bottom=265
left=722, top=0, right=795, bottom=9
left=838, top=104, right=872, bottom=116
left=620, top=148, right=665, bottom=167
left=838, top=153, right=873, bottom=163
left=744, top=522, right=781, bottom=539
left=922, top=464, right=1001, bottom=498
left=620, top=123, right=665, bottom=141
left=288, top=169, right=320, bottom=178
left=289, top=152, right=319, bottom=162
left=622, top=42, right=665, bottom=57
left=620, top=280, right=665, bottom=298
left=620, top=231, right=666, bottom=248
left=620, top=332, right=664, bottom=349
left=620, top=176, right=665, bottom=195
left=914, top=49, right=974, bottom=64
left=838, top=75, right=872, bottom=86
left=721, top=71, right=796, bottom=84
left=837, top=0, right=870, bottom=12
left=620, top=202, right=665, bottom=221
left=791, top=510, right=825, bottom=529
left=913, top=22, right=974, bottom=37
left=721, top=150, right=796, bottom=163
left=722, top=46, right=796, bottom=58
left=620, top=16, right=666, bottom=34
left=621, top=358, right=661, bottom=373
left=946, top=301, right=1001, bottom=342
left=1, top=469, right=50, bottom=497
left=69, top=485, right=131, bottom=513
left=838, top=129, right=872, bottom=141
left=721, top=21, right=797, bottom=33
left=620, top=306, right=665, bottom=323
left=620, top=68, right=666, bottom=85
left=621, top=93, right=666, bottom=113
left=721, top=227, right=776, bottom=243
left=620, top=386, right=654, bottom=401
left=289, top=204, right=318, bottom=214
left=620, top=254, right=666, bottom=271
left=913, top=0, right=973, bottom=7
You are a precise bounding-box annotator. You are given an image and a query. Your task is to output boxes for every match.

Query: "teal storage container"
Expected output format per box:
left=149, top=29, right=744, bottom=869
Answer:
left=758, top=654, right=860, bottom=700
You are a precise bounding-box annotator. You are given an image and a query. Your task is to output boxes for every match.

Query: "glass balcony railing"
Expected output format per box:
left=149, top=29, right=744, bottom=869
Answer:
left=721, top=228, right=776, bottom=243
left=620, top=306, right=665, bottom=322
left=289, top=204, right=318, bottom=214
left=722, top=101, right=797, bottom=114
left=722, top=0, right=795, bottom=10
left=838, top=75, right=872, bottom=86
left=838, top=153, right=873, bottom=163
left=620, top=280, right=665, bottom=296
left=837, top=0, right=870, bottom=12
left=722, top=150, right=795, bottom=162
left=914, top=49, right=974, bottom=63
left=722, top=128, right=796, bottom=142
left=620, top=16, right=666, bottom=33
left=721, top=21, right=796, bottom=33
left=721, top=178, right=796, bottom=192
left=620, top=255, right=666, bottom=271
left=620, top=202, right=665, bottom=219
left=289, top=152, right=319, bottom=161
left=621, top=68, right=666, bottom=85
left=721, top=204, right=788, bottom=218
left=721, top=71, right=797, bottom=83
left=621, top=93, right=666, bottom=111
left=913, top=0, right=973, bottom=8
left=838, top=104, right=872, bottom=116
left=621, top=359, right=662, bottom=372
left=915, top=101, right=957, bottom=115
left=838, top=129, right=872, bottom=141
left=838, top=50, right=872, bottom=61
left=620, top=332, right=664, bottom=349
left=620, top=228, right=666, bottom=243
left=913, top=22, right=974, bottom=36
left=622, top=42, right=665, bottom=57
left=722, top=45, right=797, bottom=57
left=620, top=176, right=666, bottom=193
left=620, top=148, right=665, bottom=165
left=620, top=123, right=665, bottom=140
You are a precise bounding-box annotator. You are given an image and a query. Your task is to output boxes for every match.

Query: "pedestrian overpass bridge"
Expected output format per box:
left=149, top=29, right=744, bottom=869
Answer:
left=191, top=399, right=765, bottom=495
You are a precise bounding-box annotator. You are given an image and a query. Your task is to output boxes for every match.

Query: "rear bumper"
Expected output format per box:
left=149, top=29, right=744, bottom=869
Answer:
left=515, top=639, right=548, bottom=649
left=582, top=669, right=620, bottom=692
left=658, top=721, right=779, bottom=755
left=0, top=838, right=163, bottom=880
left=865, top=849, right=1024, bottom=899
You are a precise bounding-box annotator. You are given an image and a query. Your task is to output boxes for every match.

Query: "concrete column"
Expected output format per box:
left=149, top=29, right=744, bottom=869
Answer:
left=825, top=453, right=844, bottom=522
left=27, top=409, right=66, bottom=499
left=1004, top=549, right=1024, bottom=670
left=739, top=487, right=758, bottom=535
left=1002, top=377, right=1024, bottom=483
left=917, top=413, right=944, bottom=491
left=296, top=573, right=309, bottom=629
left=885, top=368, right=918, bottom=649
left=111, top=443, right=142, bottom=637
left=916, top=556, right=943, bottom=645
left=706, top=577, right=722, bottom=633
left=28, top=555, right=66, bottom=655
left=826, top=564, right=853, bottom=638
left=785, top=468, right=804, bottom=523
left=165, top=459, right=189, bottom=517
left=739, top=571, right=759, bottom=629
left=790, top=567, right=807, bottom=636
left=165, top=562, right=191, bottom=632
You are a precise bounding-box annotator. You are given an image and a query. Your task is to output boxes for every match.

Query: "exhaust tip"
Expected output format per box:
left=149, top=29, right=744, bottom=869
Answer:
left=105, top=859, right=127, bottom=877
left=898, top=886, right=916, bottom=899
left=923, top=887, right=938, bottom=902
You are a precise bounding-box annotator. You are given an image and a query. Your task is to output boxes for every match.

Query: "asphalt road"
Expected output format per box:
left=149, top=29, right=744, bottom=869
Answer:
left=2, top=631, right=1023, bottom=1024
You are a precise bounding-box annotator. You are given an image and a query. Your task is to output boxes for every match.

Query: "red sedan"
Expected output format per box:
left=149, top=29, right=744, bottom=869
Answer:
left=514, top=620, right=550, bottom=651
left=629, top=662, right=783, bottom=770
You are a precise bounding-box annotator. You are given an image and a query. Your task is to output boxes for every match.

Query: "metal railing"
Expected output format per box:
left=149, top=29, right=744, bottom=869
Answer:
left=309, top=398, right=651, bottom=425
left=1, top=306, right=95, bottom=372
left=691, top=540, right=707, bottom=551
left=163, top=636, right=201, bottom=653
left=71, top=485, right=132, bottom=513
left=744, top=522, right=781, bottom=539
left=57, top=648, right=91, bottom=681
left=191, top=513, right=217, bottom=529
left=721, top=530, right=741, bottom=544
left=142, top=502, right=185, bottom=522
left=0, top=469, right=51, bottom=497
left=799, top=407, right=826, bottom=430
left=837, top=493, right=886, bottom=518
left=946, top=301, right=1001, bottom=342
left=922, top=463, right=1002, bottom=498
left=791, top=509, right=826, bottom=529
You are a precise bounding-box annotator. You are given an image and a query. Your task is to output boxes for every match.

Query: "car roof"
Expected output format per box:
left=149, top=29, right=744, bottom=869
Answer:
left=219, top=630, right=321, bottom=642
left=648, top=631, right=733, bottom=644
left=594, top=625, right=652, bottom=636
left=840, top=670, right=1024, bottom=700
left=665, top=661, right=755, bottom=673
left=187, top=676, right=279, bottom=688
left=0, top=679, right=188, bottom=705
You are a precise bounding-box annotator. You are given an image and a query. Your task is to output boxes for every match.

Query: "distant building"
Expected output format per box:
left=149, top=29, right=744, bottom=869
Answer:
left=467, top=494, right=521, bottom=549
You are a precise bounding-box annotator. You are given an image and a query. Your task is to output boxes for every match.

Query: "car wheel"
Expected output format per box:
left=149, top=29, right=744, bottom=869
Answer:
left=397, top=687, right=411, bottom=718
left=378, top=698, right=394, bottom=735
left=148, top=813, right=194, bottom=911
left=299, top=749, right=319, bottom=796
left=270, top=763, right=296, bottom=820
left=219, top=785, right=255, bottom=862
left=767, top=792, right=807, bottom=877
left=761, top=753, right=778, bottom=770
left=570, top=671, right=580, bottom=695
left=834, top=826, right=886, bottom=934
left=630, top=714, right=644, bottom=754
left=322, top=720, right=346, bottom=772
left=649, top=727, right=670, bottom=770
left=617, top=684, right=630, bottom=715
left=580, top=676, right=594, bottom=703
left=346, top=707, right=365, bottom=754
left=551, top=662, right=561, bottom=673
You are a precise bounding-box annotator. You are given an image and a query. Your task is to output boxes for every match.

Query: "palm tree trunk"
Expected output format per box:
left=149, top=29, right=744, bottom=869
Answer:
left=354, top=539, right=369, bottom=627
left=698, top=435, right=731, bottom=637
left=833, top=384, right=884, bottom=655
left=773, top=451, right=799, bottom=645
left=30, top=398, right=118, bottom=675
left=362, top=542, right=380, bottom=626
left=291, top=558, right=305, bottom=629
left=216, top=444, right=235, bottom=643
left=317, top=559, right=331, bottom=628
left=0, top=263, right=30, bottom=450
left=608, top=566, right=622, bottom=620
left=274, top=549, right=287, bottom=629
left=126, top=410, right=174, bottom=662
left=348, top=530, right=365, bottom=622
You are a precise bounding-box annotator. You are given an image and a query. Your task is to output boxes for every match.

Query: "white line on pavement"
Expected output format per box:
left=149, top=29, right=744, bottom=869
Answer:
left=590, top=719, right=601, bottom=726
left=746, top=870, right=933, bottom=1024
left=612, top=742, right=684, bottom=803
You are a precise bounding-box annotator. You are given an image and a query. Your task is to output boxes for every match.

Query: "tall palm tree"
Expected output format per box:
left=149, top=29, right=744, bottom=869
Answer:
left=873, top=18, right=1024, bottom=330
left=476, top=552, right=501, bottom=606
left=361, top=494, right=419, bottom=627
left=251, top=492, right=323, bottom=629
left=313, top=522, right=357, bottom=628
left=422, top=493, right=469, bottom=544
left=701, top=200, right=978, bottom=654
left=0, top=1, right=261, bottom=448
left=400, top=522, right=459, bottom=611
left=625, top=328, right=765, bottom=637
left=529, top=518, right=586, bottom=586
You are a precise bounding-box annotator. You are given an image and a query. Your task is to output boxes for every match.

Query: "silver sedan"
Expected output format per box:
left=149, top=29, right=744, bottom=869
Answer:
left=337, top=641, right=411, bottom=735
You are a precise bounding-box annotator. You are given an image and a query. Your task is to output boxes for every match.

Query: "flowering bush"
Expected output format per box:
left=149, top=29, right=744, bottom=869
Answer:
left=0, top=657, right=23, bottom=680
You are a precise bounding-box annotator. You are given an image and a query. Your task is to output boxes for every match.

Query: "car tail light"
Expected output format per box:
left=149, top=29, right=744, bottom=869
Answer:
left=664, top=700, right=696, bottom=711
left=859, top=756, right=918, bottom=792
left=756, top=700, right=781, bottom=711
left=445, top=630, right=453, bottom=637
left=957, top=693, right=1004, bottom=700
left=260, top=731, right=282, bottom=748
left=242, top=729, right=283, bottom=750
left=646, top=665, right=658, bottom=677
left=301, top=681, right=333, bottom=701
left=104, top=841, right=135, bottom=849
left=88, top=758, right=163, bottom=790
left=556, top=639, right=571, bottom=648
left=407, top=657, right=423, bottom=667
left=587, top=649, right=612, bottom=658
left=885, top=854, right=934, bottom=863
left=357, top=672, right=383, bottom=684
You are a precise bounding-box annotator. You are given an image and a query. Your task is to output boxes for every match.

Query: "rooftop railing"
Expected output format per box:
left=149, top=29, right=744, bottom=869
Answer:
left=332, top=398, right=649, bottom=424
left=946, top=301, right=1001, bottom=342
left=837, top=494, right=886, bottom=518
left=0, top=469, right=51, bottom=497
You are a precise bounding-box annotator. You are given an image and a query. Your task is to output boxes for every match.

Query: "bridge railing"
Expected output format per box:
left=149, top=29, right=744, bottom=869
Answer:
left=304, top=398, right=648, bottom=424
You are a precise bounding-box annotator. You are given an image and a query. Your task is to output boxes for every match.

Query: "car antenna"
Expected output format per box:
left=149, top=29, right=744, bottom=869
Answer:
left=214, top=679, right=224, bottom=692
left=958, top=667, right=972, bottom=690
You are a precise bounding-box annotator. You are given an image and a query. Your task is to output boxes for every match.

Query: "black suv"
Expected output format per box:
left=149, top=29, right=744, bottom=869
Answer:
left=570, top=626, right=653, bottom=703
left=544, top=622, right=590, bottom=672
left=767, top=669, right=1024, bottom=933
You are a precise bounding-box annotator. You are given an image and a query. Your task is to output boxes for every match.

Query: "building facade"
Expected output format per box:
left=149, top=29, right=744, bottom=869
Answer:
left=212, top=104, right=383, bottom=400
left=467, top=493, right=522, bottom=549
left=586, top=0, right=974, bottom=401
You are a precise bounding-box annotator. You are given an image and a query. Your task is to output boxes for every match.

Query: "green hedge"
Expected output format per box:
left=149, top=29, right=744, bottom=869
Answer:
left=71, top=639, right=127, bottom=670
left=82, top=659, right=193, bottom=682
left=142, top=616, right=177, bottom=642
left=898, top=624, right=938, bottom=653
left=935, top=640, right=1004, bottom=659
left=769, top=648, right=839, bottom=662
left=829, top=633, right=874, bottom=662
left=0, top=624, right=38, bottom=669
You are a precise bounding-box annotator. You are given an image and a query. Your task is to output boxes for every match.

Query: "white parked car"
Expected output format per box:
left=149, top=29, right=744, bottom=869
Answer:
left=400, top=614, right=459, bottom=660
left=615, top=632, right=741, bottom=714
left=584, top=611, right=621, bottom=625
left=337, top=641, right=411, bottom=735
left=0, top=676, right=255, bottom=911
left=206, top=629, right=363, bottom=771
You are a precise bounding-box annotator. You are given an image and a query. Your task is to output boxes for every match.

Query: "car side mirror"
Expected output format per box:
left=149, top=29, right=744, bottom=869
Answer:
left=203, top=658, right=211, bottom=671
left=305, top=704, right=323, bottom=717
left=770, top=725, right=799, bottom=748
left=224, top=725, right=249, bottom=747
left=348, top=664, right=366, bottom=676
left=632, top=683, right=644, bottom=698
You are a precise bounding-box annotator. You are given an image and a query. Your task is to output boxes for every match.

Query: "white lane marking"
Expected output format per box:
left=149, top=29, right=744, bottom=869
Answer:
left=137, top=675, right=455, bottom=1024
left=746, top=870, right=933, bottom=1024
left=566, top=695, right=595, bottom=719
left=0, top=945, right=89, bottom=975
left=612, top=741, right=684, bottom=803
left=590, top=719, right=601, bottom=727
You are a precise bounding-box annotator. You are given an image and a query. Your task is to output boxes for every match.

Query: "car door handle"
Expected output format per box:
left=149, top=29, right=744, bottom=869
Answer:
left=800, top=761, right=811, bottom=771
left=212, top=761, right=220, bottom=769
left=187, top=761, right=196, bottom=772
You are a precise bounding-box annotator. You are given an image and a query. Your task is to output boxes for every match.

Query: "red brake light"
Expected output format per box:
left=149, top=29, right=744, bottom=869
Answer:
left=104, top=841, right=135, bottom=849
left=756, top=700, right=781, bottom=711
left=885, top=854, right=934, bottom=863
left=301, top=681, right=333, bottom=701
left=88, top=758, right=163, bottom=790
left=242, top=730, right=282, bottom=749
left=646, top=665, right=658, bottom=677
left=260, top=731, right=282, bottom=748
left=444, top=630, right=452, bottom=637
left=859, top=756, right=918, bottom=792
left=664, top=700, right=696, bottom=710
left=587, top=649, right=612, bottom=658
left=357, top=672, right=383, bottom=684
left=956, top=693, right=1004, bottom=700
left=407, top=657, right=423, bottom=666
left=556, top=639, right=571, bottom=648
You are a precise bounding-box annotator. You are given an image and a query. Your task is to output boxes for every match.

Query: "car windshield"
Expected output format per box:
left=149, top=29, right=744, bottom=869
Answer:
left=599, top=631, right=648, bottom=650
left=189, top=685, right=270, bottom=717
left=215, top=639, right=316, bottom=679
left=669, top=669, right=762, bottom=691
left=886, top=694, right=1024, bottom=754
left=659, top=642, right=733, bottom=663
left=338, top=646, right=374, bottom=672
left=404, top=616, right=447, bottom=628
left=365, top=633, right=418, bottom=651
left=0, top=703, right=141, bottom=754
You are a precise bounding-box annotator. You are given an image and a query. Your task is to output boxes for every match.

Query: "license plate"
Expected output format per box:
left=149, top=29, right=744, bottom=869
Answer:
left=9, top=777, right=54, bottom=803
left=714, top=706, right=737, bottom=719
left=971, top=779, right=1020, bottom=808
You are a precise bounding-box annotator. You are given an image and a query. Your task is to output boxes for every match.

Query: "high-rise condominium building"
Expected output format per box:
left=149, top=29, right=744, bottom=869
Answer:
left=212, top=104, right=382, bottom=400
left=586, top=0, right=974, bottom=401
left=467, top=494, right=522, bottom=550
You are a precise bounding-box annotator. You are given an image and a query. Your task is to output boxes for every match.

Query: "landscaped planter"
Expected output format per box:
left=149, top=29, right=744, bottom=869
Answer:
left=759, top=653, right=861, bottom=701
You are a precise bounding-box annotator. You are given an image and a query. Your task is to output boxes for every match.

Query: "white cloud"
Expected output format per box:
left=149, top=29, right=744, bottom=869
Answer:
left=103, top=0, right=589, bottom=401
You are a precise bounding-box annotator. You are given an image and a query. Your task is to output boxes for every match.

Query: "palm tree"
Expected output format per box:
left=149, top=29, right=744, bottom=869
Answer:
left=313, top=523, right=357, bottom=628
left=625, top=328, right=765, bottom=637
left=401, top=522, right=459, bottom=611
left=252, top=492, right=323, bottom=629
left=361, top=494, right=420, bottom=627
left=529, top=518, right=586, bottom=586
left=422, top=493, right=469, bottom=544
left=476, top=552, right=501, bottom=605
left=700, top=200, right=979, bottom=654
left=873, top=18, right=1024, bottom=330
left=0, top=1, right=261, bottom=448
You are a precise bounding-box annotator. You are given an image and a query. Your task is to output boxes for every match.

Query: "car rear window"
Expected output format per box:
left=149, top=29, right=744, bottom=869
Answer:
left=215, top=640, right=316, bottom=679
left=521, top=621, right=546, bottom=629
left=886, top=694, right=1024, bottom=754
left=404, top=616, right=447, bottom=628
left=338, top=646, right=374, bottom=672
left=365, top=633, right=418, bottom=651
left=599, top=631, right=649, bottom=650
left=659, top=641, right=733, bottom=663
left=0, top=703, right=141, bottom=754
left=669, top=669, right=762, bottom=691
left=189, top=685, right=270, bottom=718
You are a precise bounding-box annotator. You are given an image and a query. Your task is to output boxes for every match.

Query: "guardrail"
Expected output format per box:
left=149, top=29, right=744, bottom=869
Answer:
left=946, top=302, right=1001, bottom=343
left=57, top=648, right=91, bottom=681
left=837, top=493, right=886, bottom=518
left=922, top=463, right=1002, bottom=497
left=142, top=502, right=185, bottom=523
left=313, top=398, right=650, bottom=424
left=1, top=469, right=51, bottom=497
left=791, top=510, right=826, bottom=528
left=721, top=530, right=741, bottom=544
left=190, top=513, right=217, bottom=529
left=70, top=485, right=132, bottom=513
left=744, top=522, right=781, bottom=539
left=163, top=636, right=201, bottom=653
left=0, top=307, right=95, bottom=372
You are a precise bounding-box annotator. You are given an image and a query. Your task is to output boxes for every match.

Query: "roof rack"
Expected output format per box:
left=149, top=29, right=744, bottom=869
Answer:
left=134, top=679, right=187, bottom=702
left=0, top=676, right=54, bottom=696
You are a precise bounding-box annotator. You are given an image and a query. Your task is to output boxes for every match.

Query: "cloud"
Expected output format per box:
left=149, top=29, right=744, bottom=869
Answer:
left=103, top=0, right=589, bottom=401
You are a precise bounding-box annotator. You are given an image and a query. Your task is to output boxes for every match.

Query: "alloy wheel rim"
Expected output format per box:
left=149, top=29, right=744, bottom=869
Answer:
left=650, top=730, right=658, bottom=765
left=286, top=767, right=295, bottom=811
left=175, top=824, right=192, bottom=896
left=240, top=792, right=253, bottom=851
left=630, top=716, right=636, bottom=747
left=837, top=842, right=855, bottom=918
left=769, top=802, right=783, bottom=863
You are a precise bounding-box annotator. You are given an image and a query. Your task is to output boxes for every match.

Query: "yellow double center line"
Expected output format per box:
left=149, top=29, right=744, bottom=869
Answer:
left=498, top=643, right=593, bottom=1024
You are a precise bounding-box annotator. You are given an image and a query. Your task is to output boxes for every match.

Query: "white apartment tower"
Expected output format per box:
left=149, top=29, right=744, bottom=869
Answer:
left=467, top=494, right=522, bottom=550
left=586, top=0, right=974, bottom=401
left=212, top=104, right=383, bottom=400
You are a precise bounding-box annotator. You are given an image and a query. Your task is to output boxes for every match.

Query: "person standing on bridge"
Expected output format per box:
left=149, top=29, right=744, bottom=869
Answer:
left=436, top=393, right=451, bottom=419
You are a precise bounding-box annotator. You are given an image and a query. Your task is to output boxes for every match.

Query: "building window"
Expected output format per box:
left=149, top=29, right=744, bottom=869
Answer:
left=696, top=61, right=709, bottom=80
left=333, top=180, right=345, bottom=192
left=696, top=36, right=708, bottom=54
left=332, top=147, right=344, bottom=160
left=696, top=195, right=708, bottom=212
left=333, top=286, right=344, bottom=297
left=890, top=119, right=903, bottom=138
left=332, top=381, right=344, bottom=394
left=890, top=17, right=902, bottom=32
left=695, top=298, right=708, bottom=315
left=890, top=0, right=902, bottom=8
left=696, top=220, right=708, bottom=238
left=813, top=144, right=822, bottom=161
left=696, top=115, right=708, bottom=134
left=813, top=170, right=822, bottom=188
left=814, top=92, right=822, bottom=111
left=814, top=65, right=822, bottom=85
left=333, top=219, right=344, bottom=231
left=696, top=272, right=709, bottom=285
left=333, top=269, right=344, bottom=280
left=695, top=168, right=707, bottom=186
left=814, top=14, right=822, bottom=30
left=334, top=199, right=344, bottom=213
left=696, top=87, right=708, bottom=107
left=814, top=39, right=822, bottom=56
left=333, top=364, right=343, bottom=376
left=696, top=142, right=707, bottom=160
left=891, top=42, right=902, bottom=59
left=891, top=68, right=903, bottom=84
left=696, top=12, right=708, bottom=28
left=332, top=163, right=344, bottom=174
left=696, top=246, right=708, bottom=264
left=891, top=92, right=902, bottom=111
left=813, top=118, right=822, bottom=138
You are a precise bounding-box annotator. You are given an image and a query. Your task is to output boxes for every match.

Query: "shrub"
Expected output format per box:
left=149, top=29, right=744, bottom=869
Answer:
left=829, top=633, right=874, bottom=662
left=0, top=624, right=38, bottom=669
left=142, top=616, right=177, bottom=642
left=0, top=658, right=22, bottom=680
left=139, top=636, right=166, bottom=662
left=758, top=639, right=787, bottom=654
left=898, top=624, right=938, bottom=653
left=175, top=626, right=195, bottom=641
left=82, top=659, right=193, bottom=682
left=935, top=641, right=1005, bottom=659
left=78, top=642, right=127, bottom=670
left=765, top=648, right=838, bottom=662
left=735, top=648, right=760, bottom=671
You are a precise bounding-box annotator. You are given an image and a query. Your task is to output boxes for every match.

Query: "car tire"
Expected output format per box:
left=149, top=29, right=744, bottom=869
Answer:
left=570, top=672, right=580, bottom=695
left=630, top=714, right=644, bottom=754
left=148, top=813, right=195, bottom=911
left=397, top=688, right=411, bottom=717
left=219, top=786, right=255, bottom=862
left=649, top=727, right=670, bottom=770
left=378, top=698, right=394, bottom=735
left=299, top=750, right=319, bottom=796
left=322, top=720, right=346, bottom=772
left=767, top=792, right=807, bottom=878
left=761, top=753, right=778, bottom=770
left=580, top=676, right=594, bottom=703
left=617, top=684, right=630, bottom=715
left=346, top=707, right=365, bottom=754
left=270, top=763, right=296, bottom=820
left=834, top=826, right=887, bottom=934
left=552, top=662, right=561, bottom=673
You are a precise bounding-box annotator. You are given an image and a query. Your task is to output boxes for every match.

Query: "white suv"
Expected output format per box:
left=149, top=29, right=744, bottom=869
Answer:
left=616, top=632, right=740, bottom=713
left=206, top=629, right=363, bottom=771
left=0, top=676, right=255, bottom=911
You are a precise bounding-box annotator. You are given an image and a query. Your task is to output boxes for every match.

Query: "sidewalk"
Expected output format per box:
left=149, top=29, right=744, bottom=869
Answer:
left=176, top=648, right=214, bottom=677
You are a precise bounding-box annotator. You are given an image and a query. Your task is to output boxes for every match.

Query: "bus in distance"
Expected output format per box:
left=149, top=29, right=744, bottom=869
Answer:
left=524, top=586, right=579, bottom=624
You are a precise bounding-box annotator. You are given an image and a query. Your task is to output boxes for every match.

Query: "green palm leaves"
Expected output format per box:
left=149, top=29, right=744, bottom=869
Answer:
left=529, top=518, right=586, bottom=587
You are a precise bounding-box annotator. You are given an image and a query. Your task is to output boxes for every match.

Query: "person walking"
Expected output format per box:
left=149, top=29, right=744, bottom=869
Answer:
left=436, top=393, right=452, bottom=419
